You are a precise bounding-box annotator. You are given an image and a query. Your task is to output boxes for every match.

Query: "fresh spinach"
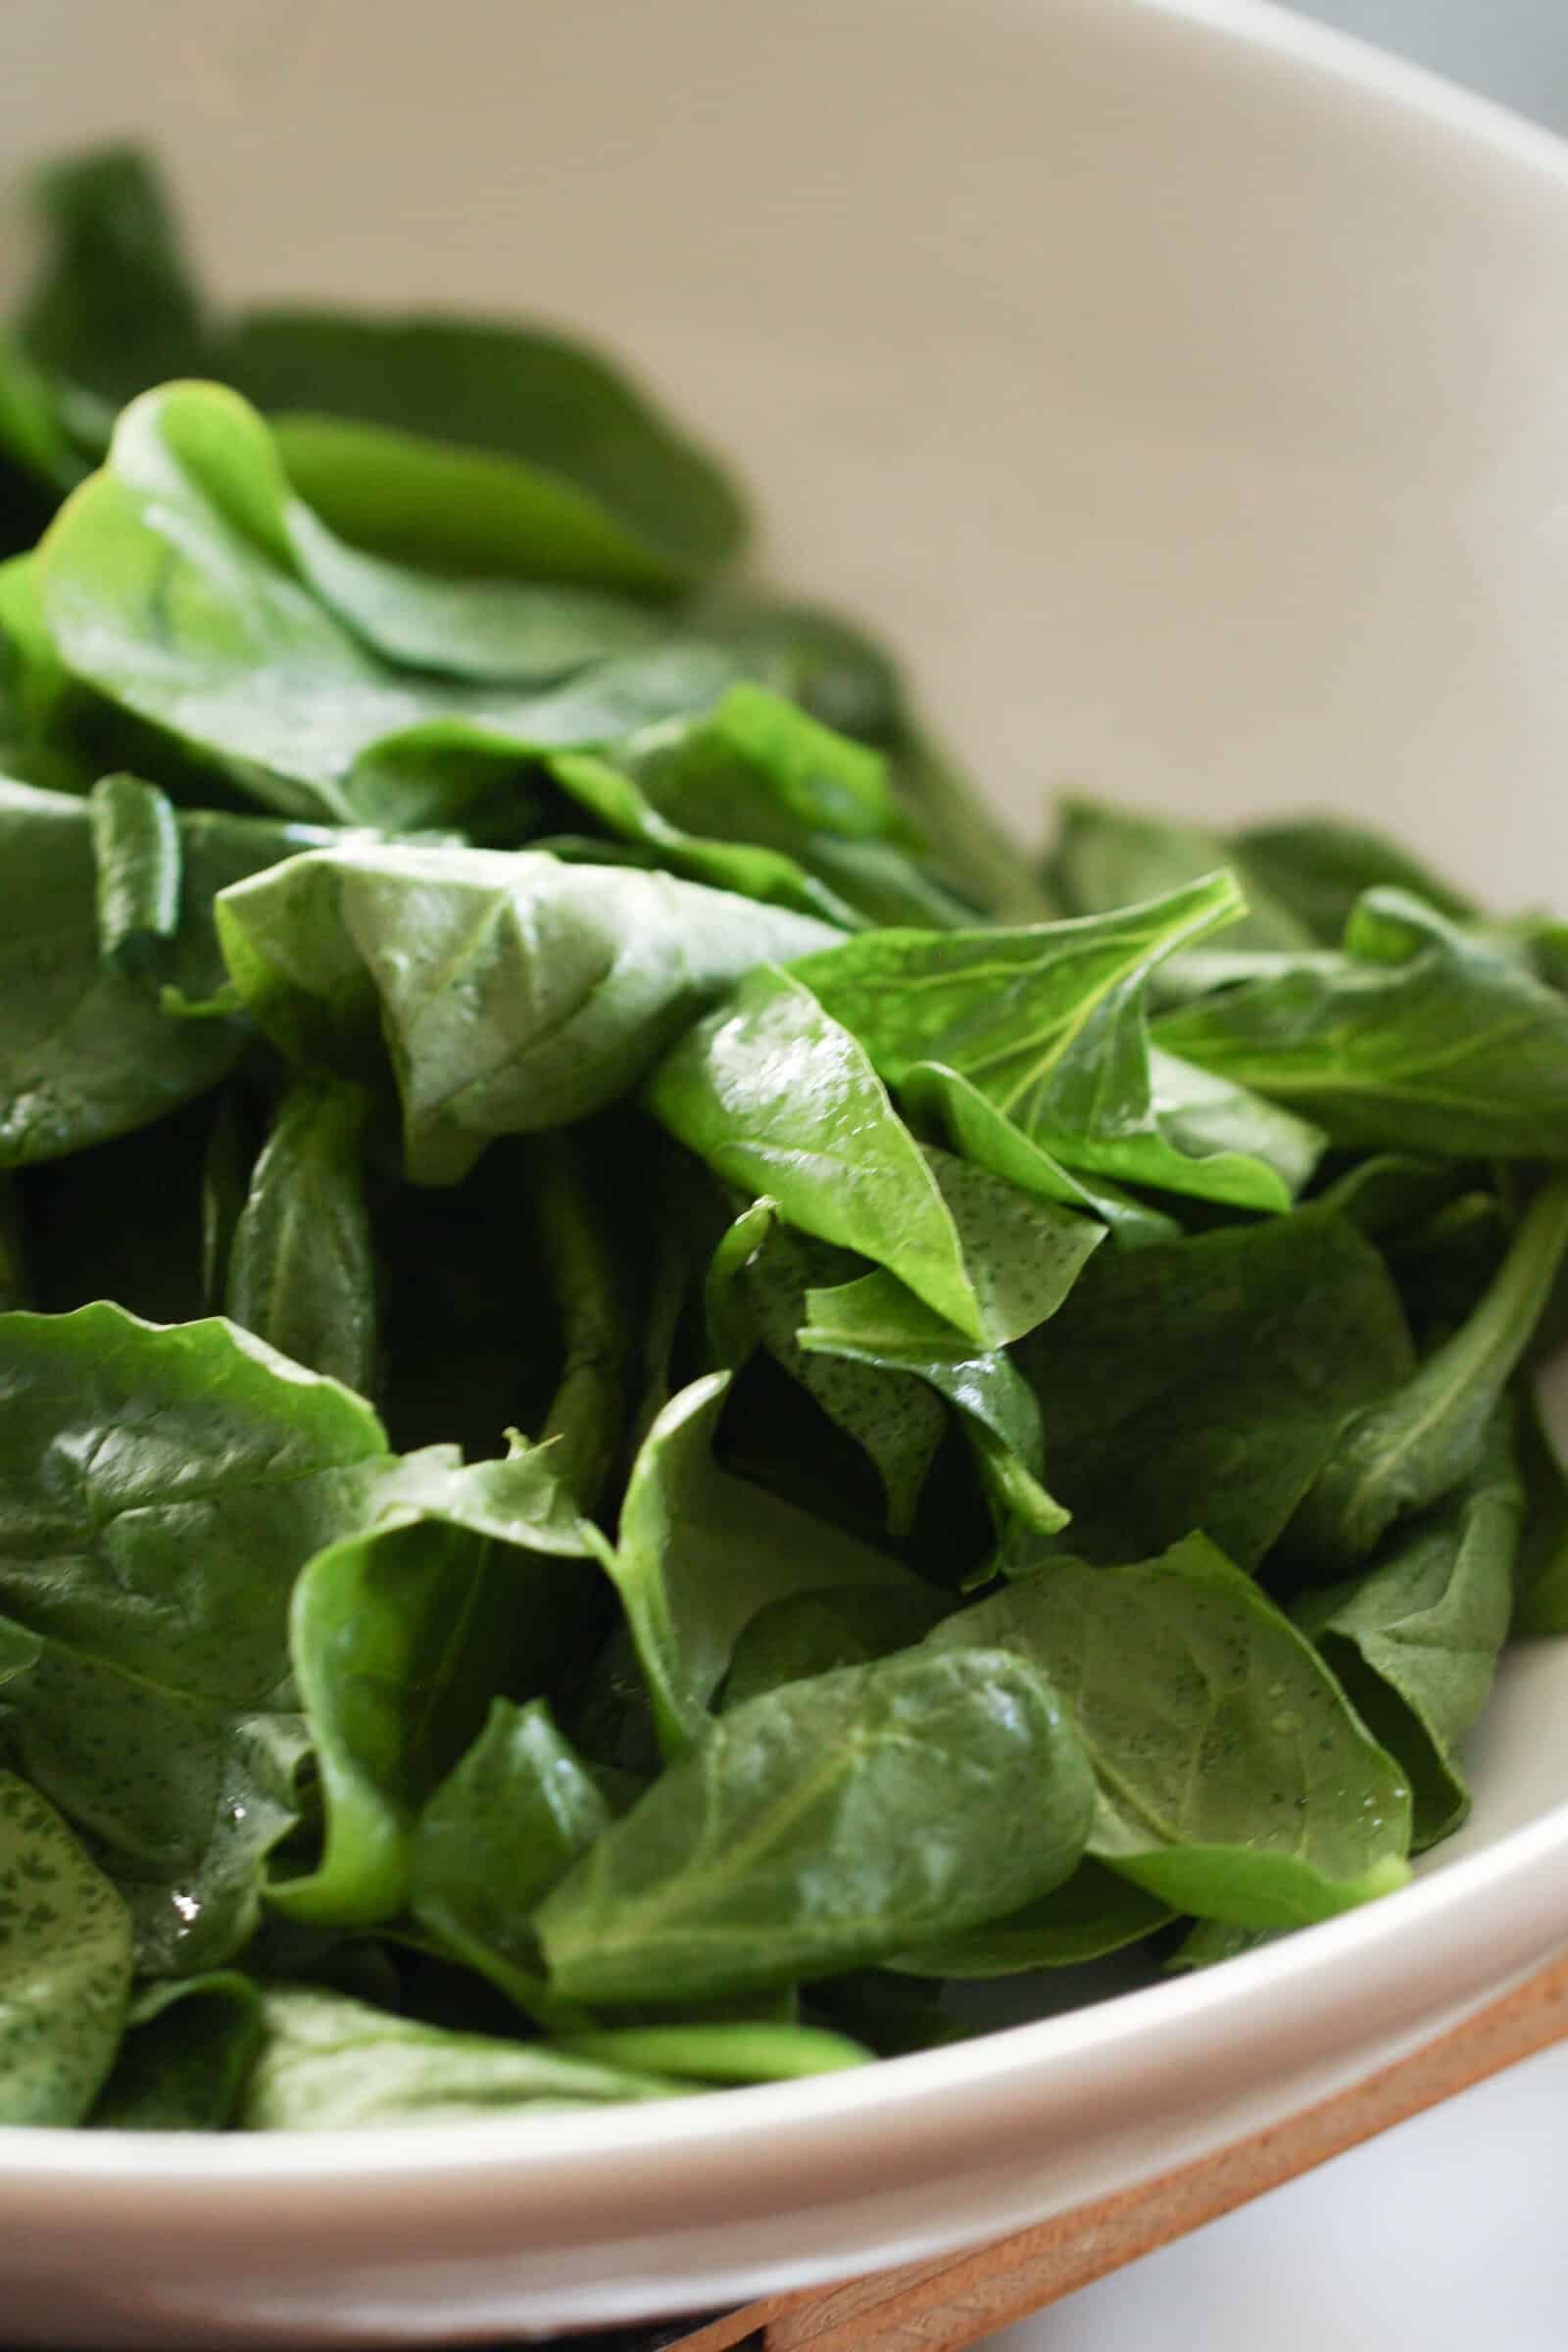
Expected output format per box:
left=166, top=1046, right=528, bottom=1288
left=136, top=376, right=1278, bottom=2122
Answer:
left=0, top=1772, right=133, bottom=2124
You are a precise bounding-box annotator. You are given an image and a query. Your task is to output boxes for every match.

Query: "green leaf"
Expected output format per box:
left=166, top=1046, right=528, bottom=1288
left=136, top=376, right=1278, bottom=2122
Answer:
left=270, top=1443, right=596, bottom=1929
left=889, top=1859, right=1172, bottom=1977
left=239, top=1984, right=689, bottom=2129
left=226, top=1075, right=377, bottom=1395
left=409, top=1697, right=611, bottom=2023
left=36, top=384, right=749, bottom=827
left=285, top=501, right=664, bottom=682
left=1229, top=816, right=1474, bottom=944
left=721, top=1585, right=952, bottom=1711
left=1154, top=891, right=1568, bottom=1160
left=590, top=1370, right=916, bottom=1756
left=648, top=965, right=1102, bottom=1348
left=0, top=1771, right=132, bottom=2124
left=1045, top=795, right=1315, bottom=950
left=789, top=875, right=1323, bottom=1210
left=0, top=1302, right=403, bottom=1969
left=216, top=841, right=835, bottom=1183
left=87, top=772, right=182, bottom=972
left=1512, top=1379, right=1568, bottom=1637
left=799, top=1268, right=1067, bottom=1536
left=17, top=145, right=208, bottom=415
left=706, top=1200, right=947, bottom=1538
left=0, top=777, right=318, bottom=1169
left=1288, top=1179, right=1568, bottom=1573
left=551, top=2022, right=873, bottom=2082
left=220, top=308, right=747, bottom=585
left=928, top=1535, right=1412, bottom=1929
left=1013, top=1208, right=1415, bottom=1569
left=89, top=1971, right=262, bottom=2130
left=536, top=1645, right=1096, bottom=2005
left=900, top=1061, right=1180, bottom=1249
left=1295, top=1409, right=1523, bottom=1847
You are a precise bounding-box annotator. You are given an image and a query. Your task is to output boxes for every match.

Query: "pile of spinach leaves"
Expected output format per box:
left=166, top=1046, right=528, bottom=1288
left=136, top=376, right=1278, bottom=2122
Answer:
left=2, top=145, right=1565, bottom=2135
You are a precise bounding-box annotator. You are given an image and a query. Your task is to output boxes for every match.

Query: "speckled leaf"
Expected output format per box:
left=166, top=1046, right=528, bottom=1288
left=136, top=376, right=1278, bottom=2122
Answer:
left=1012, top=1209, right=1415, bottom=1568
left=0, top=1771, right=132, bottom=2125
left=928, top=1535, right=1412, bottom=1929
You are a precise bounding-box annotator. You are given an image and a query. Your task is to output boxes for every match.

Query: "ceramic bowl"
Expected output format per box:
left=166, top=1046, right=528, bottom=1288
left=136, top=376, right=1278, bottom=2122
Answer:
left=2, top=0, right=1567, bottom=2342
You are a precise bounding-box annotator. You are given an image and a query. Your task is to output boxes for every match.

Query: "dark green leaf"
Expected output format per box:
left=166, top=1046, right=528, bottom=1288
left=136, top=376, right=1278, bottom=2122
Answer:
left=226, top=1075, right=377, bottom=1394
left=409, top=1697, right=610, bottom=2023
left=220, top=308, right=747, bottom=585
left=648, top=966, right=1102, bottom=1347
left=1045, top=795, right=1314, bottom=950
left=589, top=1370, right=915, bottom=1756
left=89, top=1971, right=262, bottom=2131
left=1013, top=1208, right=1414, bottom=1569
left=721, top=1585, right=952, bottom=1711
left=87, top=772, right=182, bottom=972
left=1155, top=892, right=1568, bottom=1160
left=536, top=1645, right=1096, bottom=2005
left=890, top=1860, right=1172, bottom=1977
left=217, top=842, right=834, bottom=1183
left=1288, top=1179, right=1568, bottom=1573
left=928, top=1535, right=1412, bottom=1928
left=1295, top=1409, right=1523, bottom=1846
left=1229, top=816, right=1474, bottom=943
left=790, top=875, right=1322, bottom=1210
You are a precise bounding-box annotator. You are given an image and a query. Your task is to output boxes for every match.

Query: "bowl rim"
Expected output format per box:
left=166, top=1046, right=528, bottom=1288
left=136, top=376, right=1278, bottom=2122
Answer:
left=7, top=0, right=1568, bottom=2228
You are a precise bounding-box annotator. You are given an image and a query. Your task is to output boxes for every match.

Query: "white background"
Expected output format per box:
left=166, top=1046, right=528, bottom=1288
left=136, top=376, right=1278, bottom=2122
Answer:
left=987, top=14, right=1568, bottom=2350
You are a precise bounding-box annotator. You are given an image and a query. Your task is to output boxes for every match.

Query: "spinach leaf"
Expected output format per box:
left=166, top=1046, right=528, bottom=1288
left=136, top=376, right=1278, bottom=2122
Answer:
left=799, top=1269, right=1067, bottom=1538
left=1044, top=795, right=1315, bottom=951
left=1155, top=892, right=1568, bottom=1159
left=17, top=145, right=207, bottom=419
left=520, top=1131, right=637, bottom=1513
left=900, top=1061, right=1180, bottom=1249
left=0, top=332, right=84, bottom=501
left=89, top=1971, right=262, bottom=2131
left=706, top=1200, right=947, bottom=1538
left=1289, top=1179, right=1568, bottom=1572
left=226, top=1075, right=377, bottom=1395
left=1013, top=1208, right=1414, bottom=1569
left=1512, top=1379, right=1568, bottom=1638
left=216, top=842, right=835, bottom=1183
left=0, top=1771, right=132, bottom=2124
left=1229, top=816, right=1474, bottom=943
left=648, top=965, right=1102, bottom=1347
left=271, top=1443, right=598, bottom=1928
left=552, top=2022, right=873, bottom=2082
left=889, top=1860, right=1173, bottom=1977
left=0, top=777, right=315, bottom=1168
left=536, top=1645, right=1096, bottom=2005
left=789, top=874, right=1323, bottom=1210
left=928, top=1535, right=1412, bottom=1928
left=1295, top=1410, right=1523, bottom=1846
left=218, top=309, right=747, bottom=586
left=240, top=1985, right=688, bottom=2129
left=721, top=1585, right=952, bottom=1710
left=87, top=772, right=181, bottom=971
left=409, top=1697, right=610, bottom=2024
left=36, top=384, right=750, bottom=827
left=285, top=502, right=664, bottom=682
left=0, top=1303, right=388, bottom=1971
left=588, top=1370, right=915, bottom=1756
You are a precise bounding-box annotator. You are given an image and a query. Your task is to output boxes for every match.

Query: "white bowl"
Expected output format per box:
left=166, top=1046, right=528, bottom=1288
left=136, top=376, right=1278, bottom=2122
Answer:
left=5, top=1, right=1568, bottom=2343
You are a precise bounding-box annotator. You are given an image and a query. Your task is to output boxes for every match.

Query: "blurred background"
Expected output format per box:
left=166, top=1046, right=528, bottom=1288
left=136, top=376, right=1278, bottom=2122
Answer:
left=986, top=24, right=1568, bottom=2352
